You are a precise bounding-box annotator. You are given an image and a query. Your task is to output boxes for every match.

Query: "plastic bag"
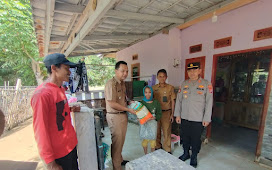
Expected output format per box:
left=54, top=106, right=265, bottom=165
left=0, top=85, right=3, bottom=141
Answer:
left=65, top=94, right=78, bottom=103
left=139, top=119, right=157, bottom=140
left=128, top=101, right=153, bottom=124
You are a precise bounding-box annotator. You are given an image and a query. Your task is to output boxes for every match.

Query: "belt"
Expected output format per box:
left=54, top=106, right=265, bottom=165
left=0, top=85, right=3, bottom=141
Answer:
left=162, top=109, right=171, bottom=112
left=107, top=111, right=126, bottom=114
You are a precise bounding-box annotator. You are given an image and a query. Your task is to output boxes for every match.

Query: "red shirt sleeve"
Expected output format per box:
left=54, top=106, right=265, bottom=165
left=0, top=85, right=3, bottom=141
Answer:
left=31, top=92, right=55, bottom=164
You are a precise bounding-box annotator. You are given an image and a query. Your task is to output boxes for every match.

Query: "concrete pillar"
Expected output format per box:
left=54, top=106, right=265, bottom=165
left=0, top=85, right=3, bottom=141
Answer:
left=74, top=106, right=98, bottom=170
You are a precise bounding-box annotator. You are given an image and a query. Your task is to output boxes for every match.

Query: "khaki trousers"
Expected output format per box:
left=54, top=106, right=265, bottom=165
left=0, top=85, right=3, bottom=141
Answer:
left=156, top=110, right=171, bottom=152
left=106, top=113, right=128, bottom=170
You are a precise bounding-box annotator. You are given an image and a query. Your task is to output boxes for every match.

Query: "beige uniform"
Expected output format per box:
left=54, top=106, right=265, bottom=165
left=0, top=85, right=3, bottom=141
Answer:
left=153, top=83, right=176, bottom=152
left=105, top=77, right=127, bottom=170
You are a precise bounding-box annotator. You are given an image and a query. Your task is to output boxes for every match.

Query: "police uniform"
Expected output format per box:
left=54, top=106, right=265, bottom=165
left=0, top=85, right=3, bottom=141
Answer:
left=153, top=83, right=176, bottom=152
left=104, top=76, right=127, bottom=170
left=174, top=62, right=213, bottom=167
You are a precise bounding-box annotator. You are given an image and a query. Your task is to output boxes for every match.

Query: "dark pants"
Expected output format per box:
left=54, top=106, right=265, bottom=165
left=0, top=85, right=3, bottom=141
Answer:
left=55, top=147, right=79, bottom=170
left=180, top=119, right=204, bottom=157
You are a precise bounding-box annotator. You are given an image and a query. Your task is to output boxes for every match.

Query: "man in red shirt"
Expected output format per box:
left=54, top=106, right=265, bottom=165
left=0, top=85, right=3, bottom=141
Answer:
left=31, top=53, right=80, bottom=170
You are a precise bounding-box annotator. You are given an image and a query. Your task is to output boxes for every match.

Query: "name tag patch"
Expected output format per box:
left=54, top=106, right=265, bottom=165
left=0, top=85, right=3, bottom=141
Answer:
left=197, top=91, right=203, bottom=95
left=163, top=96, right=168, bottom=102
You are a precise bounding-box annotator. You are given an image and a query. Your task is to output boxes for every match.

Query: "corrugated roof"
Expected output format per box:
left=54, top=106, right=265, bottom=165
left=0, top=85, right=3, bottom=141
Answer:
left=30, top=0, right=257, bottom=57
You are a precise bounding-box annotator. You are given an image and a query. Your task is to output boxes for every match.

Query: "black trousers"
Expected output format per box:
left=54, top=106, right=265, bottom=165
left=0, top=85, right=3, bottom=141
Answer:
left=180, top=119, right=204, bottom=157
left=55, top=147, right=79, bottom=170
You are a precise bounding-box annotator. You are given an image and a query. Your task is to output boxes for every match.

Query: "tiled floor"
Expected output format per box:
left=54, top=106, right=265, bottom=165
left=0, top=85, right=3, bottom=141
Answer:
left=0, top=118, right=269, bottom=170
left=102, top=122, right=270, bottom=170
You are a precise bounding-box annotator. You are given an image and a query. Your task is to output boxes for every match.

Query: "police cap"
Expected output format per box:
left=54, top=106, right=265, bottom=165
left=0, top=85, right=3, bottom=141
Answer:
left=187, top=62, right=200, bottom=70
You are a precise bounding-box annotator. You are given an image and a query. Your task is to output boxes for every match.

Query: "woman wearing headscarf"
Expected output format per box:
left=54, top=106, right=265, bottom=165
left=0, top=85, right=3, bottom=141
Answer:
left=139, top=85, right=162, bottom=154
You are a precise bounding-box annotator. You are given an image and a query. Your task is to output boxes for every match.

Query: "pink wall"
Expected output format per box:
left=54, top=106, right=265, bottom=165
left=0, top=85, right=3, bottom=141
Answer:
left=116, top=29, right=181, bottom=85
left=117, top=33, right=168, bottom=79
left=180, top=0, right=272, bottom=82
left=167, top=28, right=182, bottom=86
left=117, top=0, right=272, bottom=86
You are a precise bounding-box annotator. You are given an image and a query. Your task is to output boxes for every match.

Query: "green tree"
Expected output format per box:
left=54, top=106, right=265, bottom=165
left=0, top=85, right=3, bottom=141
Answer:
left=0, top=0, right=115, bottom=87
left=69, top=55, right=116, bottom=87
left=0, top=0, right=45, bottom=86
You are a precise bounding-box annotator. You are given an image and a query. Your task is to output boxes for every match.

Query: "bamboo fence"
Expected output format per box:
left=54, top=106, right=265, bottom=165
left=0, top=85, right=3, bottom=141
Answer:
left=0, top=87, right=35, bottom=131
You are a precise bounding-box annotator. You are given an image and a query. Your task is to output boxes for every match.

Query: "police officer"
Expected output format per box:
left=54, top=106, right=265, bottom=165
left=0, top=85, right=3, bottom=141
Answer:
left=153, top=69, right=176, bottom=153
left=104, top=61, right=136, bottom=170
left=174, top=62, right=213, bottom=168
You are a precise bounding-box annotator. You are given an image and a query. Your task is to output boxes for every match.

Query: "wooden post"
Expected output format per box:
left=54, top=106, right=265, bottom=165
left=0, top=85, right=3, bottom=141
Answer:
left=15, top=79, right=22, bottom=91
left=255, top=52, right=272, bottom=160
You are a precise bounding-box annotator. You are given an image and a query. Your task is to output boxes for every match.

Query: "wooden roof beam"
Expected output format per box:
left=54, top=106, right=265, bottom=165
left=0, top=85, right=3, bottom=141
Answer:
left=61, top=0, right=98, bottom=55
left=79, top=43, right=95, bottom=50
left=44, top=0, right=55, bottom=56
left=178, top=0, right=258, bottom=30
left=73, top=45, right=128, bottom=52
left=83, top=34, right=150, bottom=41
left=51, top=34, right=149, bottom=41
left=106, top=10, right=184, bottom=24
left=50, top=36, right=69, bottom=41
left=62, top=0, right=117, bottom=56
left=69, top=52, right=115, bottom=57
left=55, top=2, right=85, bottom=14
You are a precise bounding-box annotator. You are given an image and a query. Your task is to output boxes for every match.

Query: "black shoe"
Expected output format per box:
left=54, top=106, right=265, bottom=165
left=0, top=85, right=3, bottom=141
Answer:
left=121, top=160, right=129, bottom=166
left=190, top=157, right=197, bottom=168
left=168, top=152, right=172, bottom=154
left=155, top=147, right=162, bottom=150
left=178, top=153, right=190, bottom=161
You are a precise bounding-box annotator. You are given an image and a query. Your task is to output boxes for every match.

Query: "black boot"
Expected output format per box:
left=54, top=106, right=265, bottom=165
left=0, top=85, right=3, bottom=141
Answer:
left=178, top=151, right=190, bottom=161
left=190, top=155, right=197, bottom=168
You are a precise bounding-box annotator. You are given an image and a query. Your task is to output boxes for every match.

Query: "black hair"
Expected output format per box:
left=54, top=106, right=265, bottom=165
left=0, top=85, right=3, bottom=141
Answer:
left=115, top=61, right=127, bottom=70
left=157, top=69, right=167, bottom=76
left=46, top=64, right=62, bottom=74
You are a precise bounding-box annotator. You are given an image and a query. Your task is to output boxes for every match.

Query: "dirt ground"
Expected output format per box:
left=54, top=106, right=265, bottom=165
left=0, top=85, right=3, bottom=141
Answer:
left=0, top=118, right=43, bottom=170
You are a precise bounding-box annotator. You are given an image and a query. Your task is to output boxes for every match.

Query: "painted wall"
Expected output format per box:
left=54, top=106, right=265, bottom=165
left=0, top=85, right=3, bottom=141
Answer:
left=116, top=0, right=272, bottom=162
left=116, top=28, right=182, bottom=86
left=117, top=0, right=272, bottom=86
left=117, top=33, right=169, bottom=83
left=179, top=0, right=272, bottom=162
left=180, top=0, right=272, bottom=82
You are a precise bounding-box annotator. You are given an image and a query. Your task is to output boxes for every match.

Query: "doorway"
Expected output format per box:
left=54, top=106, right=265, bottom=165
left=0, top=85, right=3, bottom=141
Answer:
left=211, top=48, right=272, bottom=161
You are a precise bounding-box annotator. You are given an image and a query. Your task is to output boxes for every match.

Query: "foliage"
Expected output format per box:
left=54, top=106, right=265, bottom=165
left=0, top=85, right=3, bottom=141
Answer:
left=0, top=0, right=115, bottom=87
left=0, top=0, right=45, bottom=86
left=69, top=55, right=116, bottom=87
